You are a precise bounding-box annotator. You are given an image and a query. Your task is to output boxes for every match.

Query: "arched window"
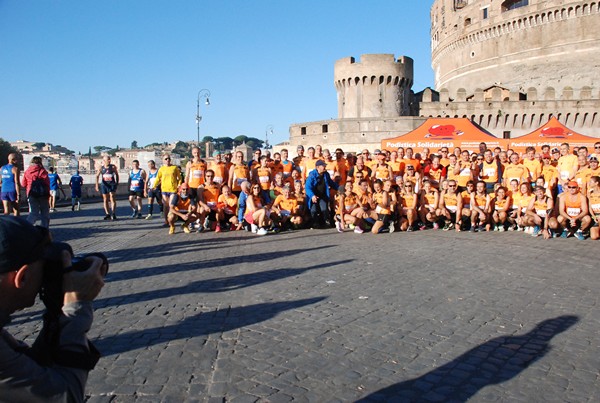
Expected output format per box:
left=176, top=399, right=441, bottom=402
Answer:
left=501, top=0, right=529, bottom=12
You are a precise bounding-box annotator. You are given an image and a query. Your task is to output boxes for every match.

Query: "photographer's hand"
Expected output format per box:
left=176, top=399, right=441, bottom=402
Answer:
left=62, top=253, right=106, bottom=305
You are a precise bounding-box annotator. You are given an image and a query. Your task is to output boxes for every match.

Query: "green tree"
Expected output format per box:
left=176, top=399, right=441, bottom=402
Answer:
left=201, top=136, right=214, bottom=143
left=246, top=137, right=264, bottom=150
left=93, top=146, right=111, bottom=154
left=172, top=141, right=189, bottom=156
left=0, top=138, right=17, bottom=167
left=131, top=140, right=138, bottom=149
left=32, top=142, right=46, bottom=150
left=233, top=135, right=248, bottom=146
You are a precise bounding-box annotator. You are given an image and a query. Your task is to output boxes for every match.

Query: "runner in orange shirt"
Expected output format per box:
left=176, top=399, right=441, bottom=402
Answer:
left=368, top=179, right=392, bottom=234
left=167, top=183, right=199, bottom=235
left=186, top=146, right=208, bottom=199
left=557, top=181, right=591, bottom=239
left=228, top=151, right=251, bottom=196
left=459, top=180, right=475, bottom=231
left=587, top=175, right=600, bottom=240
left=455, top=150, right=475, bottom=192
left=423, top=155, right=446, bottom=189
left=523, top=185, right=557, bottom=239
left=197, top=169, right=221, bottom=231
left=438, top=179, right=462, bottom=231
left=469, top=181, right=491, bottom=232
left=522, top=146, right=542, bottom=185
left=399, top=181, right=418, bottom=232
left=491, top=186, right=511, bottom=232
left=209, top=151, right=228, bottom=187
left=271, top=185, right=302, bottom=231
left=502, top=152, right=530, bottom=187
left=418, top=179, right=440, bottom=230
left=216, top=184, right=239, bottom=232
left=404, top=147, right=421, bottom=174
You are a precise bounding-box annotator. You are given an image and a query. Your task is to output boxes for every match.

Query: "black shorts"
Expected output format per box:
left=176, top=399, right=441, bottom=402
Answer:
left=377, top=214, right=390, bottom=225
left=147, top=189, right=161, bottom=199
left=101, top=183, right=117, bottom=194
left=129, top=190, right=143, bottom=198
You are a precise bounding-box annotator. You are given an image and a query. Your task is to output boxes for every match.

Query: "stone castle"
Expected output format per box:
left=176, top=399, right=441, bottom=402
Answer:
left=286, top=0, right=600, bottom=153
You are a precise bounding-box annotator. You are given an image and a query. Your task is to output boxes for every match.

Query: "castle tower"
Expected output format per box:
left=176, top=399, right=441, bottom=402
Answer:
left=430, top=0, right=600, bottom=94
left=334, top=54, right=414, bottom=119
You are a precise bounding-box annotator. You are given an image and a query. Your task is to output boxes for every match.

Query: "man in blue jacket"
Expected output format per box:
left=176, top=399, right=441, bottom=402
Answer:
left=305, top=160, right=339, bottom=228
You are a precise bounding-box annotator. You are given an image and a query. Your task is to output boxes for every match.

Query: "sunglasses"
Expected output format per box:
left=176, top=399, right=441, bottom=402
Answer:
left=568, top=186, right=578, bottom=189
left=448, top=185, right=457, bottom=188
left=164, top=158, right=171, bottom=161
left=404, top=185, right=413, bottom=188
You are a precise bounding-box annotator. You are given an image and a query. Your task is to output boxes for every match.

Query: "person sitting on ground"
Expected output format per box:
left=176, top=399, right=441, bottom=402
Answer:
left=557, top=181, right=591, bottom=240
left=167, top=183, right=199, bottom=235
left=470, top=180, right=491, bottom=232
left=216, top=184, right=239, bottom=232
left=245, top=183, right=272, bottom=235
left=438, top=179, right=462, bottom=232
left=418, top=179, right=440, bottom=230
left=491, top=186, right=512, bottom=232
left=399, top=180, right=418, bottom=232
left=587, top=175, right=600, bottom=240
left=271, top=185, right=302, bottom=231
left=524, top=185, right=557, bottom=239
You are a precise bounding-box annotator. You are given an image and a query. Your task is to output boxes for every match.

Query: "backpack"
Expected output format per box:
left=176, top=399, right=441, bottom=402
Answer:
left=29, top=178, right=49, bottom=198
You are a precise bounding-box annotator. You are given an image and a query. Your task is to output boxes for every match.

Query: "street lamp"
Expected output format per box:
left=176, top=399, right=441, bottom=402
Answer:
left=196, top=89, right=211, bottom=145
left=265, top=124, right=274, bottom=151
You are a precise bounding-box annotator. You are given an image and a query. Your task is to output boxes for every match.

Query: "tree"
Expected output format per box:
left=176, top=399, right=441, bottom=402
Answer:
left=0, top=138, right=17, bottom=167
left=172, top=141, right=189, bottom=156
left=246, top=137, right=264, bottom=150
left=93, top=146, right=111, bottom=154
left=131, top=140, right=138, bottom=149
left=201, top=136, right=214, bottom=143
left=214, top=137, right=233, bottom=151
left=32, top=142, right=46, bottom=150
left=234, top=135, right=248, bottom=146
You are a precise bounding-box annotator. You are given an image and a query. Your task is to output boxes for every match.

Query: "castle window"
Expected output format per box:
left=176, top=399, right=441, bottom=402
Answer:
left=322, top=124, right=328, bottom=133
left=482, top=7, right=488, bottom=19
left=503, top=131, right=511, bottom=139
left=301, top=127, right=307, bottom=135
left=465, top=17, right=472, bottom=26
left=501, top=0, right=529, bottom=12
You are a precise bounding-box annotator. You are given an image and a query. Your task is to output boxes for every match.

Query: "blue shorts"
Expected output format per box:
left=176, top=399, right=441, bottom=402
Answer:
left=101, top=183, right=117, bottom=194
left=71, top=189, right=82, bottom=198
left=0, top=191, right=17, bottom=202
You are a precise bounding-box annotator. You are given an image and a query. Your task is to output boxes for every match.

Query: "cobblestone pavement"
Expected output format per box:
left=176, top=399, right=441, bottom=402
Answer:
left=7, top=202, right=600, bottom=402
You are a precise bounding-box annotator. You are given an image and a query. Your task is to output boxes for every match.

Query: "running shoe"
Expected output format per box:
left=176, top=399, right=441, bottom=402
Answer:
left=560, top=229, right=569, bottom=238
left=182, top=224, right=191, bottom=234
left=251, top=224, right=258, bottom=233
left=169, top=225, right=175, bottom=235
left=131, top=211, right=137, bottom=218
left=442, top=222, right=451, bottom=231
left=478, top=224, right=485, bottom=232
left=407, top=226, right=414, bottom=232
left=353, top=226, right=364, bottom=234
left=389, top=221, right=396, bottom=233
left=335, top=221, right=343, bottom=233
left=418, top=223, right=427, bottom=231
left=215, top=225, right=222, bottom=233
left=498, top=225, right=505, bottom=232
left=469, top=226, right=476, bottom=233
left=72, top=205, right=75, bottom=211
left=531, top=226, right=541, bottom=237
left=256, top=227, right=268, bottom=236
left=433, top=222, right=439, bottom=230
left=145, top=214, right=153, bottom=220
left=103, top=214, right=111, bottom=220
left=112, top=214, right=117, bottom=220
left=574, top=230, right=585, bottom=241
left=137, top=213, right=142, bottom=219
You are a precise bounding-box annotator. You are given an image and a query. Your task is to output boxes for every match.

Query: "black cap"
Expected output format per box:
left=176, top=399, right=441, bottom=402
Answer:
left=0, top=216, right=49, bottom=274
left=315, top=160, right=327, bottom=167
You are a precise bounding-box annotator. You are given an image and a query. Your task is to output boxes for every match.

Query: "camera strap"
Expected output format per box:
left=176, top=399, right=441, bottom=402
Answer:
left=52, top=340, right=101, bottom=370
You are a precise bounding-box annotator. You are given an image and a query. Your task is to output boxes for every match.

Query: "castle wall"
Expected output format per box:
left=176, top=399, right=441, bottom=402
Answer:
left=334, top=54, right=414, bottom=119
left=431, top=0, right=600, bottom=94
left=419, top=86, right=600, bottom=138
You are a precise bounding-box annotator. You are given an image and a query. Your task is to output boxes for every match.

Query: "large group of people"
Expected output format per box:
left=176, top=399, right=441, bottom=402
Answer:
left=3, top=140, right=600, bottom=240
left=94, top=142, right=599, bottom=241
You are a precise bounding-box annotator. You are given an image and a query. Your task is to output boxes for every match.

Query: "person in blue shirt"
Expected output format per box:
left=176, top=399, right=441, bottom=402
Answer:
left=69, top=171, right=84, bottom=211
left=128, top=160, right=146, bottom=219
left=47, top=167, right=62, bottom=213
left=305, top=160, right=339, bottom=228
left=0, top=153, right=21, bottom=216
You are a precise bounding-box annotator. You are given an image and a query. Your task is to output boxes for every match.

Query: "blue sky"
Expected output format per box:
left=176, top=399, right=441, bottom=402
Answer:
left=0, top=1, right=434, bottom=154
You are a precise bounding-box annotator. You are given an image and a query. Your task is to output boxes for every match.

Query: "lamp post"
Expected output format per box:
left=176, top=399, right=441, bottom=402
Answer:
left=196, top=89, right=211, bottom=145
left=265, top=124, right=274, bottom=151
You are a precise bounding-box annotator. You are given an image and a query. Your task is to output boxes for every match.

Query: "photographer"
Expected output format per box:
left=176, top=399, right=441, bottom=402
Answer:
left=0, top=216, right=106, bottom=402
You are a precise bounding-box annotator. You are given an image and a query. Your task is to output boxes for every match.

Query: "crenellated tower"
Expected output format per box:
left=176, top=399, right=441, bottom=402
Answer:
left=334, top=54, right=414, bottom=119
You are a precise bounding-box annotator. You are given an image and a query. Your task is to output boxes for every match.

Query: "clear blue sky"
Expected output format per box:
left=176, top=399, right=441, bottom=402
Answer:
left=0, top=1, right=434, bottom=154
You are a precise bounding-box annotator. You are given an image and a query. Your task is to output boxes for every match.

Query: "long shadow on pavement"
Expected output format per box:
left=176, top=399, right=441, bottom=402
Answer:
left=94, top=297, right=327, bottom=356
left=96, top=259, right=350, bottom=308
left=359, top=315, right=579, bottom=402
left=105, top=245, right=336, bottom=282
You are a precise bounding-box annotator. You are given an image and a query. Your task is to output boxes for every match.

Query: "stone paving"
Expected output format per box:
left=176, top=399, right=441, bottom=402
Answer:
left=7, top=202, right=600, bottom=402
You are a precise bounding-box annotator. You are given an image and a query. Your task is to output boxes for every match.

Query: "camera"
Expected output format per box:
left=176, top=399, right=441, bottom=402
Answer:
left=27, top=242, right=108, bottom=368
left=38, top=242, right=108, bottom=314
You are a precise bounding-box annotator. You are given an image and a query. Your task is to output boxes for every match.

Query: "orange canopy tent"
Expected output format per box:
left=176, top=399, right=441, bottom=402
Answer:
left=504, top=117, right=599, bottom=153
left=381, top=118, right=502, bottom=153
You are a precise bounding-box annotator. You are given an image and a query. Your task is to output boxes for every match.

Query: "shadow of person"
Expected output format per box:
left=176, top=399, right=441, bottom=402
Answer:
left=359, top=315, right=579, bottom=402
left=94, top=296, right=327, bottom=356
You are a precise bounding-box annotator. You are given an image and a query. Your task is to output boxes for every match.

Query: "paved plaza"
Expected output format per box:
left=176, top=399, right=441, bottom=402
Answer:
left=7, top=201, right=600, bottom=402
